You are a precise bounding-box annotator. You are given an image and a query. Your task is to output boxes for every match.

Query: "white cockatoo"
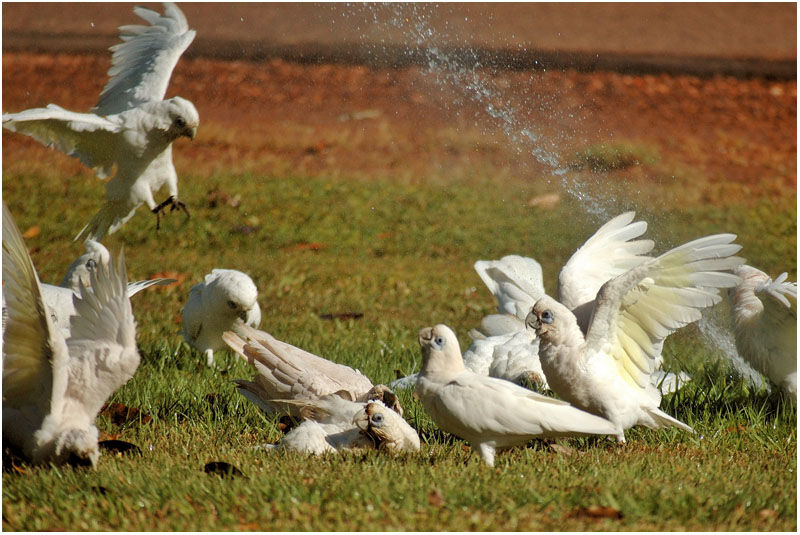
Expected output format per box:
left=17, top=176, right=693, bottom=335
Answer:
left=181, top=269, right=261, bottom=367
left=2, top=3, right=198, bottom=241
left=416, top=324, right=618, bottom=467
left=2, top=204, right=139, bottom=467
left=1, top=238, right=174, bottom=338
left=223, top=323, right=403, bottom=416
left=527, top=233, right=745, bottom=441
left=264, top=396, right=420, bottom=455
left=393, top=214, right=677, bottom=391
left=469, top=213, right=692, bottom=393
left=729, top=265, right=797, bottom=399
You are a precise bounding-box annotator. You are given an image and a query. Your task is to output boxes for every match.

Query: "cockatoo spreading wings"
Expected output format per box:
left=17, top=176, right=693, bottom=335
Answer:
left=2, top=3, right=198, bottom=241
left=527, top=230, right=744, bottom=441
left=416, top=324, right=617, bottom=467
left=2, top=204, right=140, bottom=467
left=729, top=265, right=797, bottom=399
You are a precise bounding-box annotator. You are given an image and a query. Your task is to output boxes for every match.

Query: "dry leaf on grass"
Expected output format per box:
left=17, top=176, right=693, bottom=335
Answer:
left=22, top=225, right=40, bottom=239
left=573, top=505, right=623, bottom=519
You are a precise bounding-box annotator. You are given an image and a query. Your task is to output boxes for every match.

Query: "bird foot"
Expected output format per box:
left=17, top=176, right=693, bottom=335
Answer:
left=517, top=371, right=547, bottom=392
left=152, top=196, right=191, bottom=230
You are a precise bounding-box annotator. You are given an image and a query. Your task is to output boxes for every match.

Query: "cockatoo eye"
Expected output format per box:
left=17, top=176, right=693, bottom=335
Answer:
left=85, top=258, right=97, bottom=271
left=174, top=117, right=186, bottom=128
left=227, top=300, right=237, bottom=309
left=432, top=335, right=446, bottom=349
left=541, top=310, right=554, bottom=324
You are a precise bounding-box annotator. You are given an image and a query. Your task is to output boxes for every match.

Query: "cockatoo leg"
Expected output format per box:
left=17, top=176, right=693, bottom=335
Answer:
left=204, top=349, right=216, bottom=368
left=152, top=196, right=191, bottom=230
left=476, top=442, right=496, bottom=467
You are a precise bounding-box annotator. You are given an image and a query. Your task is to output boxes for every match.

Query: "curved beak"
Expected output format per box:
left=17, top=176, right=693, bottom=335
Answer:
left=418, top=326, right=434, bottom=346
left=525, top=310, right=541, bottom=331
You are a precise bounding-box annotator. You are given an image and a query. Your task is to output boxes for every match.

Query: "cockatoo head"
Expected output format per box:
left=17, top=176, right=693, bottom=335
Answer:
left=354, top=400, right=420, bottom=452
left=54, top=426, right=100, bottom=468
left=526, top=296, right=578, bottom=347
left=208, top=269, right=260, bottom=323
left=418, top=324, right=464, bottom=375
left=164, top=96, right=199, bottom=140
left=61, top=239, right=111, bottom=291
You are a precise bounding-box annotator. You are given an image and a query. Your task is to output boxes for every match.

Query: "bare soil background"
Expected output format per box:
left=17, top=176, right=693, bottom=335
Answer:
left=3, top=51, right=796, bottom=207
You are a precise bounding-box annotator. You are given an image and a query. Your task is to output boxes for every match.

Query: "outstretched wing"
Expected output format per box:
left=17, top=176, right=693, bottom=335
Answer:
left=2, top=204, right=69, bottom=418
left=474, top=255, right=546, bottom=319
left=585, top=234, right=743, bottom=391
left=558, top=212, right=654, bottom=331
left=94, top=2, right=196, bottom=115
left=2, top=105, right=122, bottom=178
left=226, top=324, right=374, bottom=405
left=66, top=250, right=139, bottom=417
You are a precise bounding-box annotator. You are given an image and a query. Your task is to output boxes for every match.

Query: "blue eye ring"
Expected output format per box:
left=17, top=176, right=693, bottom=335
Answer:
left=541, top=310, right=554, bottom=324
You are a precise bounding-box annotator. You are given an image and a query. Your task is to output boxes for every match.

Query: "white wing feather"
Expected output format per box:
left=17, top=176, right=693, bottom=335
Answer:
left=94, top=2, right=196, bottom=115
left=2, top=204, right=69, bottom=418
left=474, top=255, right=545, bottom=319
left=731, top=266, right=797, bottom=395
left=2, top=105, right=122, bottom=178
left=558, top=211, right=655, bottom=331
left=65, top=250, right=139, bottom=417
left=225, top=324, right=374, bottom=412
left=585, top=234, right=744, bottom=391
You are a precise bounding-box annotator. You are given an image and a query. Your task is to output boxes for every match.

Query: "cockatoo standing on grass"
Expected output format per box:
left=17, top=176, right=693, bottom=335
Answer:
left=729, top=265, right=797, bottom=399
left=416, top=324, right=617, bottom=467
left=527, top=233, right=744, bottom=441
left=2, top=204, right=139, bottom=467
left=181, top=269, right=261, bottom=367
left=2, top=2, right=198, bottom=241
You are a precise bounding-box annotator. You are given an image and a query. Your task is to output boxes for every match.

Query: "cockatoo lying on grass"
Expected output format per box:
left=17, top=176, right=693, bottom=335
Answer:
left=223, top=323, right=402, bottom=416
left=264, top=395, right=419, bottom=454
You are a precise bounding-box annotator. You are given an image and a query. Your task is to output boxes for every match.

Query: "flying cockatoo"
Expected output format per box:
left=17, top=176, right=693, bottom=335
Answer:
left=2, top=204, right=139, bottom=467
left=264, top=395, right=420, bottom=455
left=527, top=233, right=745, bottom=441
left=2, top=2, right=198, bottom=241
left=729, top=265, right=797, bottom=399
left=416, top=324, right=618, bottom=467
left=223, top=323, right=403, bottom=416
left=181, top=269, right=261, bottom=367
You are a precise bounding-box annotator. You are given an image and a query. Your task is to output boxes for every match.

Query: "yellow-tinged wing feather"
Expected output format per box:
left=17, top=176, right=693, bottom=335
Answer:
left=586, top=234, right=744, bottom=391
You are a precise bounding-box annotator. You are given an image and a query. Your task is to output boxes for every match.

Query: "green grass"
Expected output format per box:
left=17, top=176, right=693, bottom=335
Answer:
left=2, top=138, right=796, bottom=531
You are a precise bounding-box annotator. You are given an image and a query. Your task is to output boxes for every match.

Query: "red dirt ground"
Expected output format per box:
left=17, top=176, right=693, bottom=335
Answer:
left=2, top=51, right=796, bottom=206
